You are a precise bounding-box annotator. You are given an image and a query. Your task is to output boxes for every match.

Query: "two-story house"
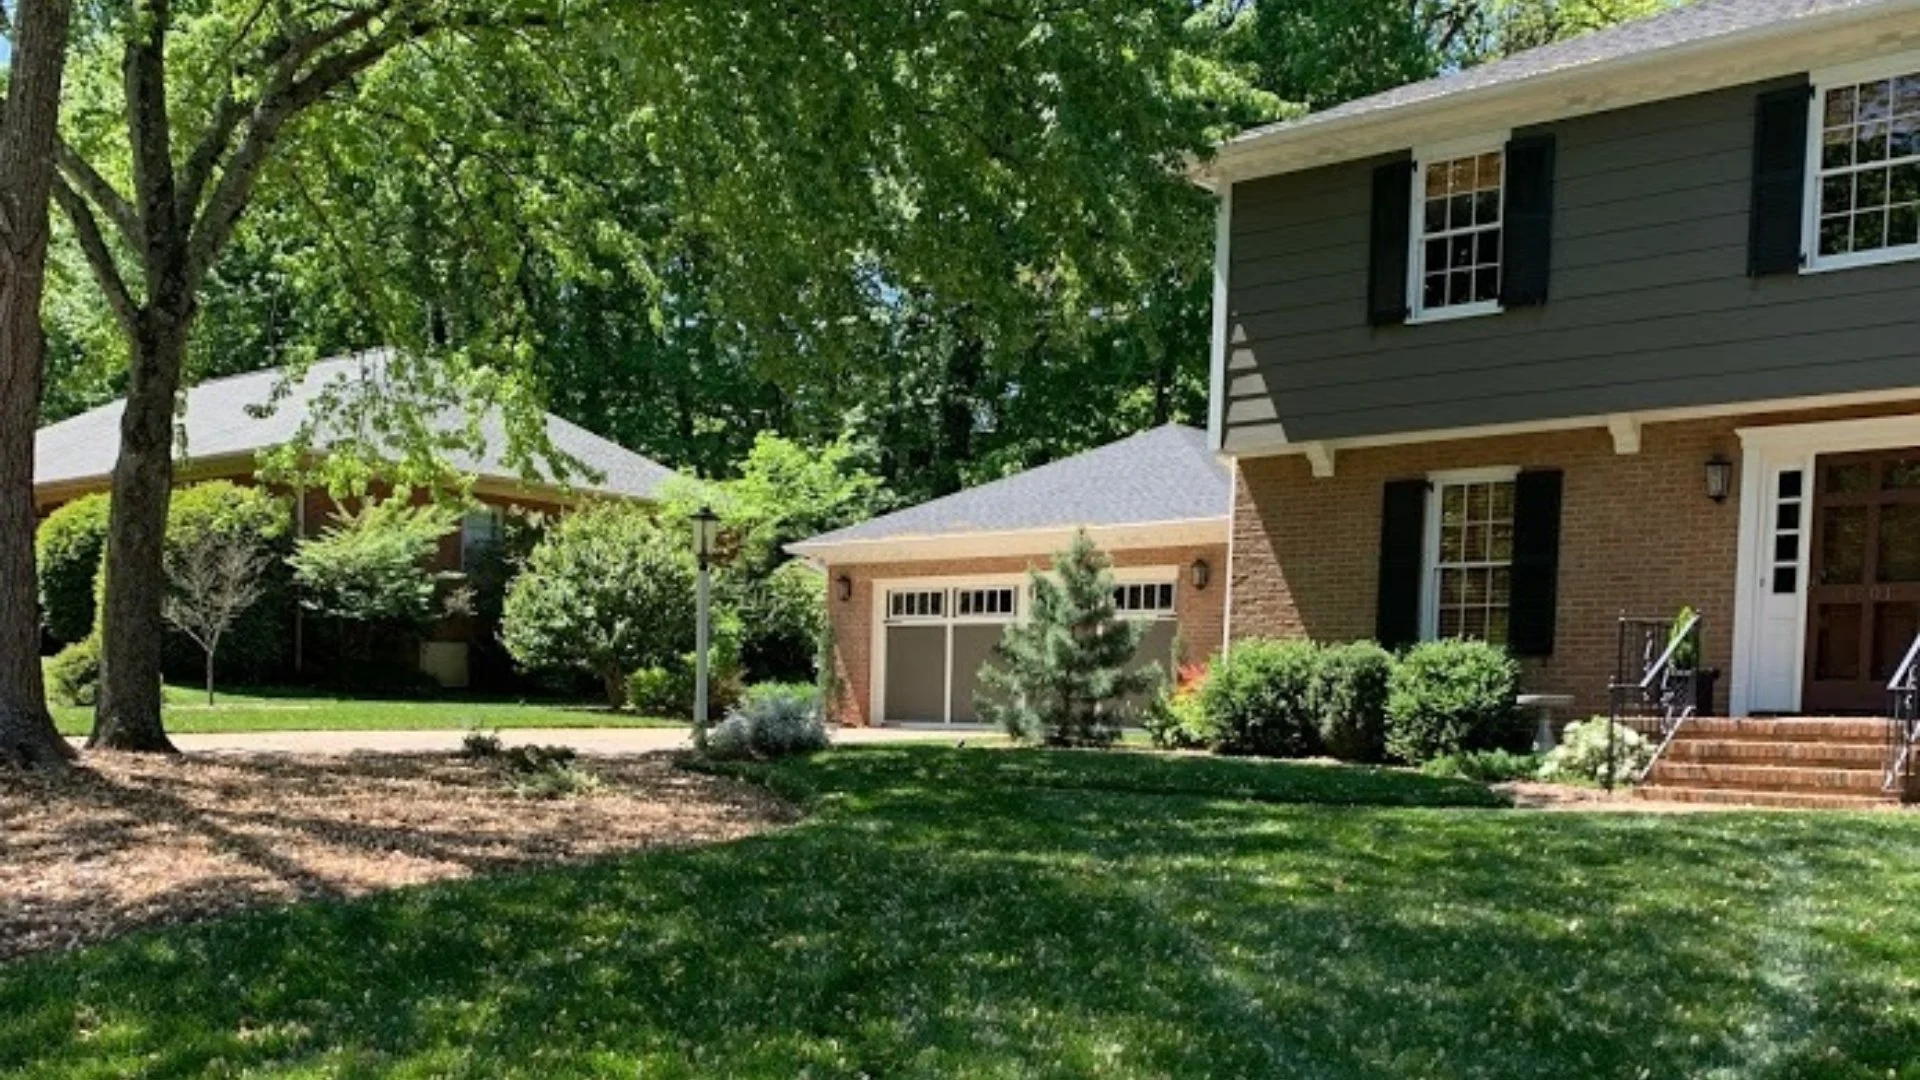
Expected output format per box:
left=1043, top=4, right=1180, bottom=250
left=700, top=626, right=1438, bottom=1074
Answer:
left=1200, top=0, right=1920, bottom=801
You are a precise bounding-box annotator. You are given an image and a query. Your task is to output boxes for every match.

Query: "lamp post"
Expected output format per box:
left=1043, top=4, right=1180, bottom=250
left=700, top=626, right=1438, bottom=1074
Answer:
left=690, top=505, right=721, bottom=750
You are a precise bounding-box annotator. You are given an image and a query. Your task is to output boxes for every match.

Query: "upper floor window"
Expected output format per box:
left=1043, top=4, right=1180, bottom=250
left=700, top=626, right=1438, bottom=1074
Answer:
left=1410, top=140, right=1505, bottom=322
left=1809, top=58, right=1920, bottom=271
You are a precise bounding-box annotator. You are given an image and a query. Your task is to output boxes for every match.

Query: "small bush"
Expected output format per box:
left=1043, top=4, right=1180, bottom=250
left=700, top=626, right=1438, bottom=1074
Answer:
left=510, top=762, right=602, bottom=800
left=1314, top=641, right=1393, bottom=763
left=1539, top=717, right=1653, bottom=787
left=1423, top=749, right=1542, bottom=784
left=35, top=494, right=112, bottom=646
left=1385, top=640, right=1522, bottom=765
left=705, top=683, right=827, bottom=761
left=1144, top=663, right=1210, bottom=750
left=459, top=730, right=505, bottom=759
left=1198, top=639, right=1322, bottom=757
left=627, top=624, right=747, bottom=719
left=45, top=636, right=102, bottom=707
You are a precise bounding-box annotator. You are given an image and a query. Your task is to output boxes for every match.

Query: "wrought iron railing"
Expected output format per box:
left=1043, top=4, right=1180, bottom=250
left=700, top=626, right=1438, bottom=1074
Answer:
left=1605, top=611, right=1703, bottom=791
left=1886, top=632, right=1920, bottom=798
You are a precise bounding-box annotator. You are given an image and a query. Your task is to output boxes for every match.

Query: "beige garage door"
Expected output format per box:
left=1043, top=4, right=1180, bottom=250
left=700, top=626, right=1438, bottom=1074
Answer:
left=879, top=579, right=1180, bottom=725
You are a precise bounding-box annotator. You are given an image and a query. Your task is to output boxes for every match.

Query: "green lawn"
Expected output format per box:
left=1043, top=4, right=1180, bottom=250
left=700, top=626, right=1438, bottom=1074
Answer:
left=49, top=685, right=676, bottom=735
left=5, top=747, right=1920, bottom=1078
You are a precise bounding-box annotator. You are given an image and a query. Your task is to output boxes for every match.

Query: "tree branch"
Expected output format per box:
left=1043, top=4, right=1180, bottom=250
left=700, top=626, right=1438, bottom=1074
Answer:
left=54, top=139, right=141, bottom=248
left=51, top=175, right=141, bottom=334
left=124, top=0, right=181, bottom=263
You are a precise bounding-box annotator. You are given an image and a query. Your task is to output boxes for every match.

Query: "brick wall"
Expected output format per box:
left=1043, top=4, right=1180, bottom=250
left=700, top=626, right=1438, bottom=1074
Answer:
left=1231, top=401, right=1920, bottom=717
left=825, top=542, right=1228, bottom=727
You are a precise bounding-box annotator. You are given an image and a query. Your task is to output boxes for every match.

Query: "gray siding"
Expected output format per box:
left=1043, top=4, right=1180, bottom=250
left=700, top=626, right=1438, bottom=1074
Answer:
left=1223, top=77, right=1920, bottom=450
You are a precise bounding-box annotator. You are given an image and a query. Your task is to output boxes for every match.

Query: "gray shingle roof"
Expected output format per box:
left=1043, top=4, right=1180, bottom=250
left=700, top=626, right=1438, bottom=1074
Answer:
left=793, top=425, right=1229, bottom=549
left=1225, top=0, right=1892, bottom=148
left=34, top=352, right=677, bottom=500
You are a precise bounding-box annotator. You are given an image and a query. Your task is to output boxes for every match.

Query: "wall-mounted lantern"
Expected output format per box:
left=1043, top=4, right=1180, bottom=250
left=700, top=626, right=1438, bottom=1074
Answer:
left=836, top=574, right=853, bottom=602
left=1190, top=558, right=1211, bottom=590
left=1705, top=455, right=1733, bottom=503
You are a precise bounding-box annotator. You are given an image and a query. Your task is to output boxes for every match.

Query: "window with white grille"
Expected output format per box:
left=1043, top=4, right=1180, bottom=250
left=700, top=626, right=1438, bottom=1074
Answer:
left=1113, top=582, right=1176, bottom=617
left=1428, top=476, right=1515, bottom=645
left=1411, top=144, right=1504, bottom=319
left=887, top=589, right=946, bottom=620
left=1811, top=62, right=1920, bottom=268
left=955, top=587, right=1017, bottom=618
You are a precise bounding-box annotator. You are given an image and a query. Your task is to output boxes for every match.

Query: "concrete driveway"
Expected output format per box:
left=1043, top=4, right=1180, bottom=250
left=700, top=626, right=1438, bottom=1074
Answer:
left=81, top=724, right=1000, bottom=757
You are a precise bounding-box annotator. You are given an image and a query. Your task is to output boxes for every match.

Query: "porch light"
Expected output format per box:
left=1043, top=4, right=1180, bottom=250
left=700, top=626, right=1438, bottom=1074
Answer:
left=690, top=505, right=721, bottom=568
left=836, top=574, right=853, bottom=602
left=1705, top=456, right=1733, bottom=503
left=1190, top=558, right=1211, bottom=590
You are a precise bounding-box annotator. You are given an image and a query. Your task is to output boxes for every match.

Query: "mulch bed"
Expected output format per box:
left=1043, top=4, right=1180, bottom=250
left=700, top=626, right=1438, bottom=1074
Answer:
left=0, top=751, right=793, bottom=962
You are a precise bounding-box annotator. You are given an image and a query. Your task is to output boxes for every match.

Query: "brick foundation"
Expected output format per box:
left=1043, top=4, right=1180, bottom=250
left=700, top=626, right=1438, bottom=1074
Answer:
left=825, top=543, right=1228, bottom=727
left=1230, top=401, right=1920, bottom=717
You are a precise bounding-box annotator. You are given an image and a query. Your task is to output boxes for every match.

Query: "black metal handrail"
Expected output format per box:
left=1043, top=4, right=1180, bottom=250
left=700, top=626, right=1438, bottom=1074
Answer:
left=1605, top=611, right=1703, bottom=791
left=1885, top=632, right=1920, bottom=797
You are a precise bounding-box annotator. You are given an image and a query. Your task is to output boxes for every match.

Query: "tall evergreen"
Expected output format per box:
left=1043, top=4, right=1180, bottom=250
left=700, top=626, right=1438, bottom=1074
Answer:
left=977, top=532, right=1158, bottom=746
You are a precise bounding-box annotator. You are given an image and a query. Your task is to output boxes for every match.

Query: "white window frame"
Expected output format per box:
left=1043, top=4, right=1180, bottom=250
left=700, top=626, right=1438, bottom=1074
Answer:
left=1406, top=132, right=1510, bottom=324
left=1419, top=466, right=1521, bottom=643
left=1802, top=51, right=1920, bottom=274
left=1112, top=580, right=1179, bottom=620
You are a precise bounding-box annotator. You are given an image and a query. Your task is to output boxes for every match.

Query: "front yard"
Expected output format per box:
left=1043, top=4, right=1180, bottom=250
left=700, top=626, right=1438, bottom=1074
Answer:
left=4, top=747, right=1918, bottom=1077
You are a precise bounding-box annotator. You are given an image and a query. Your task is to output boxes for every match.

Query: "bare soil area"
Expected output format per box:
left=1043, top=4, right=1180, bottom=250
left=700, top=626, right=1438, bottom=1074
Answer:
left=0, top=751, right=792, bottom=961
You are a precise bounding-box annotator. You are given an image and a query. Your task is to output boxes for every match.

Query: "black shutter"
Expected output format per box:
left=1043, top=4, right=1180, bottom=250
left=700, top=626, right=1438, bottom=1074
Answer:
left=1367, top=159, right=1414, bottom=326
left=1749, top=83, right=1812, bottom=276
left=1508, top=469, right=1564, bottom=658
left=1500, top=135, right=1556, bottom=307
left=1376, top=479, right=1427, bottom=648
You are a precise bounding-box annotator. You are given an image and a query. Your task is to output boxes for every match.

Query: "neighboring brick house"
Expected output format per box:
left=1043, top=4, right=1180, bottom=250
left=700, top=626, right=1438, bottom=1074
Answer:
left=790, top=425, right=1229, bottom=727
left=1196, top=0, right=1920, bottom=801
left=34, top=353, right=677, bottom=688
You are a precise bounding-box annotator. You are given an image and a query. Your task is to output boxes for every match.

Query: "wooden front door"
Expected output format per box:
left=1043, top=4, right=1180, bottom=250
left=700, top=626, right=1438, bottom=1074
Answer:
left=1803, top=449, right=1920, bottom=713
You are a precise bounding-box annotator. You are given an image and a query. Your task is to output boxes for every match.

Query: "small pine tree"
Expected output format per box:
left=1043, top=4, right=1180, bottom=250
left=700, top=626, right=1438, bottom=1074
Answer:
left=976, top=531, right=1159, bottom=746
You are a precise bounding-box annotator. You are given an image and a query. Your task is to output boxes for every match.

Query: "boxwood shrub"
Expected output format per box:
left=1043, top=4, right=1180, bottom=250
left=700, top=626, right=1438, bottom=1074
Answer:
left=1197, top=639, right=1321, bottom=757
left=35, top=493, right=112, bottom=646
left=1313, top=641, right=1393, bottom=763
left=1385, top=639, right=1523, bottom=764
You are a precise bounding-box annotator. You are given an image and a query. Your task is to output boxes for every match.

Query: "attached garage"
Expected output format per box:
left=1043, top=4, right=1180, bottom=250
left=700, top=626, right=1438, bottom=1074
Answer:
left=874, top=577, right=1181, bottom=725
left=790, top=425, right=1232, bottom=728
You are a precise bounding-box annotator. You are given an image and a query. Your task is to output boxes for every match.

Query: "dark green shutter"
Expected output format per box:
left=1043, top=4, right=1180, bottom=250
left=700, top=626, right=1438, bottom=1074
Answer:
left=1367, top=159, right=1414, bottom=326
left=1376, top=479, right=1427, bottom=648
left=1508, top=469, right=1564, bottom=658
left=1500, top=135, right=1556, bottom=307
left=1749, top=83, right=1812, bottom=277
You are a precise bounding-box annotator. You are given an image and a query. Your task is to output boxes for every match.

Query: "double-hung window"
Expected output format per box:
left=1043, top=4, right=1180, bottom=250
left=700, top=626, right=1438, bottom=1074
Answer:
left=1424, top=469, right=1517, bottom=645
left=1410, top=139, right=1506, bottom=321
left=1809, top=56, right=1920, bottom=270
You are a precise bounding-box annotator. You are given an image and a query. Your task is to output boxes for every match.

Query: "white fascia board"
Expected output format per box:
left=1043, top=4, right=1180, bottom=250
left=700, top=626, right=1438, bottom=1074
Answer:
left=787, top=518, right=1228, bottom=566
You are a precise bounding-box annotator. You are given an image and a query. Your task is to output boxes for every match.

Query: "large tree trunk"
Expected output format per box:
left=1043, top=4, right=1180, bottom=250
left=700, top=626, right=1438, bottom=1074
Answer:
left=0, top=0, right=77, bottom=770
left=90, top=318, right=190, bottom=753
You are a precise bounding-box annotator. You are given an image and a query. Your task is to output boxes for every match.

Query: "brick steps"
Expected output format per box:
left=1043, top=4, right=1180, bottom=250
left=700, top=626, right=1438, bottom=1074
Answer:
left=1633, top=716, right=1905, bottom=809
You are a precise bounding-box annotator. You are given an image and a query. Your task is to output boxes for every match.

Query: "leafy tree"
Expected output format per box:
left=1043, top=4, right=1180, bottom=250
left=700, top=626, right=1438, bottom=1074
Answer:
left=977, top=532, right=1159, bottom=746
left=34, top=493, right=113, bottom=646
left=666, top=434, right=893, bottom=577
left=160, top=482, right=294, bottom=687
left=0, top=0, right=79, bottom=769
left=163, top=527, right=273, bottom=706
left=288, top=498, right=458, bottom=672
left=500, top=503, right=697, bottom=711
left=731, top=560, right=828, bottom=685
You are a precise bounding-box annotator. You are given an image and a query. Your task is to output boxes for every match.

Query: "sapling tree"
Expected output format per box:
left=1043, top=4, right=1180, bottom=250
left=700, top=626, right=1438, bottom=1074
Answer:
left=977, top=531, right=1158, bottom=747
left=163, top=529, right=273, bottom=706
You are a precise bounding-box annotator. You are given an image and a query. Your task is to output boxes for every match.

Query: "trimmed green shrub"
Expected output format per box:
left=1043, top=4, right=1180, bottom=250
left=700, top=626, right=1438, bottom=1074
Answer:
left=1314, top=641, right=1393, bottom=763
left=35, top=493, right=112, bottom=645
left=501, top=503, right=697, bottom=709
left=626, top=616, right=746, bottom=719
left=1423, top=749, right=1542, bottom=783
left=1539, top=717, right=1652, bottom=787
left=706, top=683, right=827, bottom=761
left=732, top=560, right=827, bottom=684
left=1385, top=640, right=1523, bottom=764
left=46, top=635, right=101, bottom=707
left=1198, top=639, right=1321, bottom=757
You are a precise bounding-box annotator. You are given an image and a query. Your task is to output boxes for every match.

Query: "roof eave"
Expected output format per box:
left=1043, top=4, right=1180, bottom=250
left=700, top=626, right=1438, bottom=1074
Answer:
left=1195, top=0, right=1920, bottom=187
left=786, top=517, right=1228, bottom=566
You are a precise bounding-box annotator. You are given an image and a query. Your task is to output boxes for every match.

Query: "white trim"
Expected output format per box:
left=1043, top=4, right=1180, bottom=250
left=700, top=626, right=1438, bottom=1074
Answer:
left=1729, top=412, right=1920, bottom=714
left=1801, top=49, right=1920, bottom=274
left=1222, top=458, right=1238, bottom=662
left=1303, top=442, right=1336, bottom=478
left=1406, top=134, right=1509, bottom=325
left=1209, top=188, right=1233, bottom=452
left=1607, top=414, right=1643, bottom=455
left=788, top=517, right=1225, bottom=565
left=1418, top=467, right=1520, bottom=641
left=1196, top=4, right=1920, bottom=186
left=1224, top=385, right=1920, bottom=460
